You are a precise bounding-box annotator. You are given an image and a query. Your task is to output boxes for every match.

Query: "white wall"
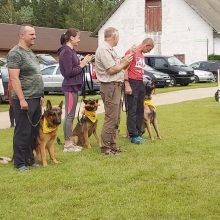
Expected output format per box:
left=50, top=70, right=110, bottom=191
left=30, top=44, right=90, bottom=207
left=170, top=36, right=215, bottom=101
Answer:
left=98, top=0, right=215, bottom=64
left=214, top=37, right=220, bottom=54
left=162, top=0, right=213, bottom=64
left=98, top=0, right=146, bottom=57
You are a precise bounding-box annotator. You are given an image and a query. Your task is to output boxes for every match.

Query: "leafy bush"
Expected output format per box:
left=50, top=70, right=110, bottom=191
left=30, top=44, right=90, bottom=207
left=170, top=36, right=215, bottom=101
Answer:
left=208, top=54, right=220, bottom=60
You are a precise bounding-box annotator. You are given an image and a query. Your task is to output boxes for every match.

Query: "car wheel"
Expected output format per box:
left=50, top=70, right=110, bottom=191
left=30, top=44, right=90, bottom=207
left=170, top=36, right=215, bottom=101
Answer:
left=194, top=75, right=199, bottom=83
left=169, top=77, right=176, bottom=86
left=0, top=96, right=3, bottom=104
left=214, top=74, right=218, bottom=82
left=44, top=91, right=49, bottom=95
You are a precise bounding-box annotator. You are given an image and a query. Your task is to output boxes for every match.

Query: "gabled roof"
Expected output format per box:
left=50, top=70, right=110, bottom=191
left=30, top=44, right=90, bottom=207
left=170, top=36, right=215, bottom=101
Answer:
left=0, top=23, right=98, bottom=53
left=91, top=0, right=126, bottom=37
left=91, top=0, right=220, bottom=36
left=184, top=0, right=220, bottom=33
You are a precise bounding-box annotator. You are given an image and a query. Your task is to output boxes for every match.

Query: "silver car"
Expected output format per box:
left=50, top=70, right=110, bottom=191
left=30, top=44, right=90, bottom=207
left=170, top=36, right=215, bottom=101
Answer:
left=193, top=69, right=214, bottom=83
left=41, top=64, right=100, bottom=94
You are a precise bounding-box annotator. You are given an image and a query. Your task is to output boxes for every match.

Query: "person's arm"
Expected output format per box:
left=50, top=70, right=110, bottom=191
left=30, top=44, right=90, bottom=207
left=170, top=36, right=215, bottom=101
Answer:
left=124, top=68, right=132, bottom=95
left=9, top=68, right=28, bottom=110
left=59, top=50, right=83, bottom=77
left=107, top=54, right=133, bottom=75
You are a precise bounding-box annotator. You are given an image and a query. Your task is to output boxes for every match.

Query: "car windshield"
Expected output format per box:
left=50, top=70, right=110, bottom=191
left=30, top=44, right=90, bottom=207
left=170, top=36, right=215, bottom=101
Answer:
left=167, top=56, right=184, bottom=66
left=144, top=65, right=154, bottom=71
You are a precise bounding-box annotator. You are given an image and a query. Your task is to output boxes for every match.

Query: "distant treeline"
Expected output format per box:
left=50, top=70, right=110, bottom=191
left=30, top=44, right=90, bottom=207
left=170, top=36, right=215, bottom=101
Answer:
left=0, top=0, right=121, bottom=31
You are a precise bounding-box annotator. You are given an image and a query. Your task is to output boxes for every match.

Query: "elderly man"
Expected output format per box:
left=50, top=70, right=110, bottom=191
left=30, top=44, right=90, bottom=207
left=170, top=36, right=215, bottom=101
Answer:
left=124, top=38, right=154, bottom=144
left=7, top=24, right=44, bottom=171
left=95, top=27, right=133, bottom=155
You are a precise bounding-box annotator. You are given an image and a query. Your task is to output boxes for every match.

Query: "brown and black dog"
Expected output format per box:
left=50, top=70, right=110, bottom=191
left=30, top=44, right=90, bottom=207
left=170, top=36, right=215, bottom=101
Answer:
left=143, top=80, right=162, bottom=141
left=36, top=100, right=63, bottom=167
left=72, top=98, right=101, bottom=148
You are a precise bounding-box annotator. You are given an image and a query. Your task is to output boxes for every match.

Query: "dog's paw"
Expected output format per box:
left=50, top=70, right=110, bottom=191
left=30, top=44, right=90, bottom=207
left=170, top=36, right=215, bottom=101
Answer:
left=53, top=159, right=61, bottom=164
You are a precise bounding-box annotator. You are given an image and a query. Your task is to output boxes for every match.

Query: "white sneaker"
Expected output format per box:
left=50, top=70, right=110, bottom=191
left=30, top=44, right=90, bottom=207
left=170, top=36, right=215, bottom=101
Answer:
left=63, top=144, right=82, bottom=152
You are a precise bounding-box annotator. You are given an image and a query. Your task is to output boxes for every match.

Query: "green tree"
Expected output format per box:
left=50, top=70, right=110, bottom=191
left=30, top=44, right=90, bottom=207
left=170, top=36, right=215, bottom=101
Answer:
left=16, top=5, right=35, bottom=24
left=0, top=0, right=17, bottom=24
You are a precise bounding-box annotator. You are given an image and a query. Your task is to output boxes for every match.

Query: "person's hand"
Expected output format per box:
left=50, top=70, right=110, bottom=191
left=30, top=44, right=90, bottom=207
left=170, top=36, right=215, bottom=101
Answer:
left=80, top=54, right=94, bottom=68
left=121, top=54, right=133, bottom=69
left=124, top=81, right=132, bottom=95
left=130, top=44, right=137, bottom=53
left=40, top=97, right=44, bottom=106
left=20, top=98, right=28, bottom=110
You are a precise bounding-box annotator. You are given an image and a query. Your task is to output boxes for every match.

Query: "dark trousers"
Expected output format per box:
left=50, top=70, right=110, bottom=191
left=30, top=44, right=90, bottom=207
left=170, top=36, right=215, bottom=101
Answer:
left=9, top=105, right=15, bottom=126
left=13, top=98, right=41, bottom=168
left=126, top=79, right=145, bottom=137
left=100, top=82, right=123, bottom=148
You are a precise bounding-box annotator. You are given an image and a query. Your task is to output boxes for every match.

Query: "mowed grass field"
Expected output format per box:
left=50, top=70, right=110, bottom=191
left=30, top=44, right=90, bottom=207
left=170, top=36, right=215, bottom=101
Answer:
left=0, top=97, right=220, bottom=219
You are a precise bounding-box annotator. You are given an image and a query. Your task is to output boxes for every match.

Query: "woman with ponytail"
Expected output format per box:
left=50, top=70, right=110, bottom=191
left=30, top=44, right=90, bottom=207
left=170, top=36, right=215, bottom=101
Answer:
left=58, top=28, right=93, bottom=152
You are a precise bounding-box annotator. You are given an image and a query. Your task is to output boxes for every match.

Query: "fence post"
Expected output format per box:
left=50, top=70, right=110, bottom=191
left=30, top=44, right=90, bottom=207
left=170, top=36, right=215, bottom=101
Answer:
left=218, top=68, right=220, bottom=102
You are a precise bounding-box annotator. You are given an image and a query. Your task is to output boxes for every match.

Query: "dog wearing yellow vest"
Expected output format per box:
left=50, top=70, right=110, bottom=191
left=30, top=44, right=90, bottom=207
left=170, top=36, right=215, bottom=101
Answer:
left=72, top=98, right=101, bottom=148
left=36, top=100, right=63, bottom=167
left=143, top=80, right=161, bottom=141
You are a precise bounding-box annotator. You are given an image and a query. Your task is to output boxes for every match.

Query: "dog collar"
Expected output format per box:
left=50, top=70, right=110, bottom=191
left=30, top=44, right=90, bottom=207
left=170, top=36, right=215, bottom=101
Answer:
left=84, top=109, right=97, bottom=123
left=144, top=100, right=156, bottom=110
left=42, top=117, right=58, bottom=134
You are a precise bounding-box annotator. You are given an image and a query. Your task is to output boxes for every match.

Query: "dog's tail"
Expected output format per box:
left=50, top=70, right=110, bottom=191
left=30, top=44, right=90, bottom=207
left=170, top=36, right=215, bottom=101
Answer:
left=57, top=137, right=63, bottom=145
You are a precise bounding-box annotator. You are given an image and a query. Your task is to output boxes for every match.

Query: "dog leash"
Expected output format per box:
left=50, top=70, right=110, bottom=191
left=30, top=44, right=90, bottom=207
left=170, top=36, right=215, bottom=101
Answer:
left=26, top=111, right=42, bottom=127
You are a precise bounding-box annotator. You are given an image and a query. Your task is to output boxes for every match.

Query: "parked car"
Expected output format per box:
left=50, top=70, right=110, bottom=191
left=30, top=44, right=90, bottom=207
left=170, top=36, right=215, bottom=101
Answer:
left=0, top=67, right=9, bottom=103
left=41, top=64, right=100, bottom=94
left=145, top=55, right=195, bottom=86
left=193, top=69, right=214, bottom=83
left=36, top=54, right=58, bottom=69
left=144, top=65, right=171, bottom=87
left=0, top=58, right=7, bottom=67
left=189, top=61, right=220, bottom=81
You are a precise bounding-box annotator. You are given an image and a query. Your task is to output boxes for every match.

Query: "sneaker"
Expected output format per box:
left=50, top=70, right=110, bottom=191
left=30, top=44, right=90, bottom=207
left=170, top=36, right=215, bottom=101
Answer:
left=17, top=166, right=29, bottom=172
left=136, top=136, right=143, bottom=142
left=101, top=146, right=114, bottom=155
left=30, top=162, right=40, bottom=167
left=63, top=144, right=82, bottom=152
left=131, top=137, right=141, bottom=144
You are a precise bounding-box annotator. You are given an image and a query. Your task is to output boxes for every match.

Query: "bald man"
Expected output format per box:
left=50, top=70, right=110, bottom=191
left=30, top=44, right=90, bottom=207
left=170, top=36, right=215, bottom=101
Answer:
left=124, top=38, right=154, bottom=144
left=7, top=24, right=44, bottom=171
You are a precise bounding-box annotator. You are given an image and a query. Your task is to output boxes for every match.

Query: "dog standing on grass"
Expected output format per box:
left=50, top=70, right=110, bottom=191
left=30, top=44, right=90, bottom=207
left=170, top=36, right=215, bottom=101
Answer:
left=143, top=80, right=162, bottom=141
left=35, top=100, right=63, bottom=167
left=72, top=98, right=101, bottom=148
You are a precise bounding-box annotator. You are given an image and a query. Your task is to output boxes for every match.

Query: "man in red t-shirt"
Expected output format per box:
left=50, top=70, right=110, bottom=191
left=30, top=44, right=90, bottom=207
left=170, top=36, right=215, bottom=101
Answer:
left=124, top=38, right=154, bottom=144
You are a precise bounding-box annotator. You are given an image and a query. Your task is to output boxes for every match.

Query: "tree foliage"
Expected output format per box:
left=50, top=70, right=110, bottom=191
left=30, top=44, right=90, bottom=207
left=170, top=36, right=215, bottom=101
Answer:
left=0, top=0, right=122, bottom=31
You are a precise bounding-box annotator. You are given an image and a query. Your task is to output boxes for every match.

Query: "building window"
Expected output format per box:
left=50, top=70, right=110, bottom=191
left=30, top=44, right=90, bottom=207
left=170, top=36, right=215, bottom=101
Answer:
left=145, top=0, right=162, bottom=32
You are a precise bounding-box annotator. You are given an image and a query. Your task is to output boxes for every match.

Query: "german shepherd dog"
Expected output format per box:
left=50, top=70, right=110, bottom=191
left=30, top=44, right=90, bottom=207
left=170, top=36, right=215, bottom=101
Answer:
left=72, top=98, right=101, bottom=148
left=143, top=80, right=161, bottom=141
left=36, top=100, right=63, bottom=167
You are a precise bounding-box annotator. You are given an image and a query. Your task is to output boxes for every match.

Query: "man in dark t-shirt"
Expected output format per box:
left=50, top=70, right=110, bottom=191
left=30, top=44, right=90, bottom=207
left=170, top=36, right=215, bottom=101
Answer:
left=7, top=24, right=44, bottom=171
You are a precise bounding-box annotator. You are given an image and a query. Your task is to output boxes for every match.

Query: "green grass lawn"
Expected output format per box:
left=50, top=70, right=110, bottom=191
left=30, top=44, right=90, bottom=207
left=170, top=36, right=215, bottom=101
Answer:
left=0, top=98, right=220, bottom=219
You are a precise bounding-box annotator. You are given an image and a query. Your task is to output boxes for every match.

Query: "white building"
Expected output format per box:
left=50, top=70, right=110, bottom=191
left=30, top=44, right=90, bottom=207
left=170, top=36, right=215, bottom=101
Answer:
left=92, top=0, right=220, bottom=65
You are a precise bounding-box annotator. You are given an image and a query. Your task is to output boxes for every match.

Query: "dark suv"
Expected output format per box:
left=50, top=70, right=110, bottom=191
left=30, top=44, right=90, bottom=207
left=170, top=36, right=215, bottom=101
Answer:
left=189, top=61, right=220, bottom=81
left=145, top=55, right=195, bottom=86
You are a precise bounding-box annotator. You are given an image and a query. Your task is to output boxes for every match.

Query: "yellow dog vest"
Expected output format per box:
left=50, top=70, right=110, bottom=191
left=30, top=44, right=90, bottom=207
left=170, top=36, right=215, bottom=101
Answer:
left=42, top=117, right=58, bottom=134
left=83, top=109, right=97, bottom=123
left=144, top=100, right=156, bottom=110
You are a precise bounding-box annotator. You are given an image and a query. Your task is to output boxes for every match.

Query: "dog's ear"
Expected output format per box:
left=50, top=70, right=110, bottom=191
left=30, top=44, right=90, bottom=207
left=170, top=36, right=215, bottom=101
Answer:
left=58, top=101, right=63, bottom=110
left=46, top=100, right=52, bottom=111
left=95, top=99, right=98, bottom=104
left=83, top=99, right=88, bottom=104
